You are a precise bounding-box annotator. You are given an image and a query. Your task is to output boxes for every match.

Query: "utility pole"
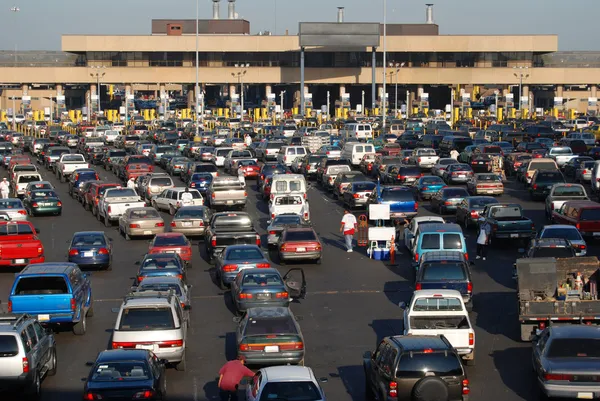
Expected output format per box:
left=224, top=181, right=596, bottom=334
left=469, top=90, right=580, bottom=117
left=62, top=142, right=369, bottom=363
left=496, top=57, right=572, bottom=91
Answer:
left=232, top=63, right=249, bottom=119
left=514, top=66, right=529, bottom=113
left=361, top=90, right=365, bottom=116
left=326, top=91, right=330, bottom=121
left=280, top=90, right=286, bottom=120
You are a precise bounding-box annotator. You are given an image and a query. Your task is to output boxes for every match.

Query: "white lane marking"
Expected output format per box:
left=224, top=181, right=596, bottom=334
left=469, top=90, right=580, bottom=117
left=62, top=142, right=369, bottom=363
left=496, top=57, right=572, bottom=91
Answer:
left=193, top=376, right=199, bottom=401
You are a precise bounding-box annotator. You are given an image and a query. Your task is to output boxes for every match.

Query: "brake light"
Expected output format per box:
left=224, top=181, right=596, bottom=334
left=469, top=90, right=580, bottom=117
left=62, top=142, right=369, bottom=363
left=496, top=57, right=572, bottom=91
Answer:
left=414, top=201, right=418, bottom=211
left=211, top=237, right=217, bottom=247
left=533, top=184, right=538, bottom=190
left=550, top=202, right=554, bottom=210
left=275, top=292, right=289, bottom=299
left=469, top=332, right=474, bottom=346
left=71, top=298, right=76, bottom=312
left=211, top=193, right=215, bottom=199
left=7, top=300, right=11, bottom=313
left=83, top=392, right=103, bottom=400
left=170, top=222, right=176, bottom=227
left=98, top=248, right=109, bottom=255
left=415, top=283, right=422, bottom=290
left=18, top=210, right=27, bottom=215
left=157, top=340, right=183, bottom=348
left=353, top=193, right=360, bottom=198
left=222, top=264, right=238, bottom=272
left=107, top=206, right=112, bottom=213
left=462, top=379, right=470, bottom=395
left=539, top=321, right=546, bottom=330
left=155, top=222, right=164, bottom=227
left=544, top=373, right=573, bottom=382
left=239, top=344, right=249, bottom=351
left=445, top=201, right=452, bottom=205
left=133, top=390, right=156, bottom=399
left=256, top=263, right=270, bottom=268
left=464, top=252, right=469, bottom=261
left=129, top=224, right=140, bottom=228
left=470, top=210, right=478, bottom=217
left=414, top=253, right=419, bottom=263
left=388, top=381, right=398, bottom=398
left=31, top=202, right=38, bottom=208
left=576, top=223, right=581, bottom=230
left=467, top=282, right=473, bottom=293
left=239, top=293, right=253, bottom=299
left=69, top=249, right=79, bottom=256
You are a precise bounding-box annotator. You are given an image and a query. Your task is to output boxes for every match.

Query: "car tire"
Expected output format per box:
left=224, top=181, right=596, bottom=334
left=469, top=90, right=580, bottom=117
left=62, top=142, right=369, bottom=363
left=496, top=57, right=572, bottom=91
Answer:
left=72, top=312, right=86, bottom=335
left=364, top=375, right=374, bottom=400
left=464, top=351, right=475, bottom=366
left=218, top=274, right=227, bottom=290
left=169, top=205, right=175, bottom=216
left=175, top=353, right=186, bottom=372
left=104, top=215, right=111, bottom=227
left=47, top=348, right=57, bottom=376
left=152, top=201, right=158, bottom=210
left=411, top=376, right=449, bottom=401
left=26, top=371, right=41, bottom=401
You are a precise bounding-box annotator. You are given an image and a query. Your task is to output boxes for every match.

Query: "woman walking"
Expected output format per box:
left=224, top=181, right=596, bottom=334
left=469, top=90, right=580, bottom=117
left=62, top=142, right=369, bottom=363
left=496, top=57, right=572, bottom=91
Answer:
left=476, top=217, right=491, bottom=260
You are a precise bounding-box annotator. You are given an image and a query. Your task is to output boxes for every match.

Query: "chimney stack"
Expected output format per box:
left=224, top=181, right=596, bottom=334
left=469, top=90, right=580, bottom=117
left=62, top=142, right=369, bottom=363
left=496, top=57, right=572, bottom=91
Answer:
left=425, top=4, right=434, bottom=24
left=228, top=0, right=236, bottom=19
left=337, top=7, right=344, bottom=23
left=212, top=0, right=220, bottom=20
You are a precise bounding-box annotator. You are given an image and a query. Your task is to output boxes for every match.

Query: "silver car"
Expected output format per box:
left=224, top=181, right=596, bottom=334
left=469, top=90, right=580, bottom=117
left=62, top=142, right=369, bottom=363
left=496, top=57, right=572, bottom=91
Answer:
left=170, top=206, right=211, bottom=236
left=575, top=160, right=595, bottom=184
left=118, top=207, right=165, bottom=240
left=0, top=198, right=28, bottom=221
left=135, top=276, right=192, bottom=310
left=538, top=224, right=587, bottom=256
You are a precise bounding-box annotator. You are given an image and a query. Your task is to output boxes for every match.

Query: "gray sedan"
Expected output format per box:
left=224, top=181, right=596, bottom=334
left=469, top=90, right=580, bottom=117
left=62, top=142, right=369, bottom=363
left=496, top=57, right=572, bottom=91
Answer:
left=215, top=245, right=271, bottom=290
left=171, top=206, right=211, bottom=237
left=266, top=214, right=304, bottom=246
left=533, top=326, right=600, bottom=399
left=135, top=276, right=192, bottom=310
left=538, top=225, right=587, bottom=256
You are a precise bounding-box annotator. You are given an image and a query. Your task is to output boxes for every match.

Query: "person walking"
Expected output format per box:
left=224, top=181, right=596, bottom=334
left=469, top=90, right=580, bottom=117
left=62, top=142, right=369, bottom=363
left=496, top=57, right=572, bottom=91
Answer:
left=340, top=209, right=358, bottom=253
left=218, top=356, right=255, bottom=401
left=0, top=178, right=9, bottom=199
left=181, top=187, right=193, bottom=207
left=476, top=217, right=491, bottom=260
left=238, top=166, right=246, bottom=187
left=127, top=177, right=136, bottom=189
left=450, top=148, right=459, bottom=160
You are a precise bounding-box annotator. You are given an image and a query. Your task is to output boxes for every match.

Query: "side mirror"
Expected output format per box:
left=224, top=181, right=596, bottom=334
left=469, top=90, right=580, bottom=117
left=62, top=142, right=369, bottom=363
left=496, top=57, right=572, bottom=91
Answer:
left=134, top=261, right=140, bottom=265
left=85, top=361, right=95, bottom=367
left=399, top=301, right=407, bottom=309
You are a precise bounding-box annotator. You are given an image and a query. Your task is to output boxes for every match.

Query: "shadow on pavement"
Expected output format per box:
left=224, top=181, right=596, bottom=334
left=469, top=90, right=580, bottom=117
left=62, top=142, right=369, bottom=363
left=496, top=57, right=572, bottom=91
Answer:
left=382, top=281, right=413, bottom=307
left=490, top=347, right=537, bottom=401
left=336, top=365, right=366, bottom=401
left=473, top=291, right=520, bottom=341
left=369, top=319, right=403, bottom=343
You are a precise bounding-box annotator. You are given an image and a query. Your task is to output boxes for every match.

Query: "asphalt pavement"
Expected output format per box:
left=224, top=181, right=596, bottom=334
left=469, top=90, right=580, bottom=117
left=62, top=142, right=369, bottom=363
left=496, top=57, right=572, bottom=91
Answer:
left=0, top=152, right=594, bottom=401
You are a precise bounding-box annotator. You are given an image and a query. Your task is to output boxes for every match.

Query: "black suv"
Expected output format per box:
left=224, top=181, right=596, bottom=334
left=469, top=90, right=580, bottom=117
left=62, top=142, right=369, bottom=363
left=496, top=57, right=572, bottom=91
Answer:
left=439, top=136, right=473, bottom=158
left=529, top=170, right=565, bottom=200
left=363, top=335, right=469, bottom=401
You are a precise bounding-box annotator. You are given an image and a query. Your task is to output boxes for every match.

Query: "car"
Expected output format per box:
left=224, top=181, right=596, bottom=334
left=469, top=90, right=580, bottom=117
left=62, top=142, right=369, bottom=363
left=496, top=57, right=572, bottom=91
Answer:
left=170, top=205, right=211, bottom=237
left=342, top=181, right=377, bottom=210
left=413, top=175, right=446, bottom=200
left=529, top=170, right=566, bottom=200
left=151, top=187, right=204, bottom=215
left=466, top=173, right=504, bottom=196
left=0, top=198, right=28, bottom=221
left=363, top=335, right=470, bottom=401
left=134, top=276, right=192, bottom=310
left=118, top=207, right=165, bottom=240
left=215, top=245, right=271, bottom=289
left=522, top=238, right=577, bottom=258
left=456, top=196, right=499, bottom=228
left=532, top=326, right=600, bottom=399
left=234, top=307, right=305, bottom=366
left=246, top=366, right=325, bottom=401
left=23, top=181, right=54, bottom=199
left=234, top=159, right=261, bottom=178
left=538, top=224, right=587, bottom=256
left=576, top=160, right=595, bottom=184
left=148, top=233, right=192, bottom=267
left=562, top=156, right=594, bottom=177
left=134, top=253, right=187, bottom=285
left=22, top=189, right=62, bottom=216
left=402, top=216, right=446, bottom=251
left=277, top=226, right=322, bottom=265
left=68, top=169, right=100, bottom=200
left=0, top=313, right=57, bottom=399
left=187, top=172, right=213, bottom=194
left=111, top=292, right=188, bottom=370
left=67, top=231, right=113, bottom=270
left=430, top=187, right=470, bottom=215
left=230, top=268, right=306, bottom=313
left=266, top=214, right=307, bottom=247
left=442, top=163, right=474, bottom=184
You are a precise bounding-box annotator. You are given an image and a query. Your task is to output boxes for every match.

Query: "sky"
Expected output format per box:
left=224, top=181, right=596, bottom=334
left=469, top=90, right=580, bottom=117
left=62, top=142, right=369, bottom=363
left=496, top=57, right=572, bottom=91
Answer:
left=0, top=0, right=597, bottom=51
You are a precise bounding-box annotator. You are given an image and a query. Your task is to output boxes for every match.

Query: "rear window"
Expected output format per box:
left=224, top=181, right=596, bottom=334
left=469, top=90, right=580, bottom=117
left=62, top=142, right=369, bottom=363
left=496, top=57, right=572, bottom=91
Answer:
left=580, top=208, right=600, bottom=221
left=0, top=200, right=23, bottom=209
left=259, top=382, right=321, bottom=401
left=266, top=142, right=284, bottom=149
left=530, top=162, right=558, bottom=171
left=0, top=336, right=18, bottom=357
left=443, top=189, right=469, bottom=198
left=483, top=146, right=502, bottom=154
left=552, top=148, right=573, bottom=155
left=195, top=164, right=218, bottom=172
left=353, top=182, right=376, bottom=192
left=489, top=206, right=522, bottom=219
left=216, top=149, right=232, bottom=156
left=0, top=223, right=34, bottom=235
left=242, top=273, right=283, bottom=286
left=399, top=167, right=421, bottom=176
left=422, top=262, right=467, bottom=280
left=130, top=209, right=160, bottom=219
left=553, top=186, right=585, bottom=196
left=381, top=189, right=414, bottom=201
left=413, top=297, right=463, bottom=312
left=175, top=208, right=206, bottom=219
left=421, top=234, right=440, bottom=250
left=108, top=151, right=127, bottom=157
left=284, top=230, right=317, bottom=241
left=541, top=228, right=582, bottom=241
left=138, top=283, right=182, bottom=296
left=106, top=189, right=137, bottom=197
left=274, top=196, right=303, bottom=206
left=177, top=191, right=202, bottom=200
left=274, top=180, right=303, bottom=193
left=327, top=165, right=351, bottom=175
left=31, top=191, right=58, bottom=198
left=272, top=215, right=302, bottom=225
left=226, top=247, right=263, bottom=261
left=536, top=172, right=564, bottom=182
left=244, top=317, right=298, bottom=336
left=72, top=234, right=106, bottom=246
left=15, top=276, right=68, bottom=295
left=119, top=308, right=175, bottom=331
left=213, top=215, right=253, bottom=229
left=469, top=198, right=498, bottom=208
left=396, top=353, right=463, bottom=378
left=443, top=234, right=463, bottom=250
left=18, top=175, right=41, bottom=183
left=546, top=339, right=600, bottom=358
left=153, top=235, right=187, bottom=246
left=140, top=257, right=181, bottom=270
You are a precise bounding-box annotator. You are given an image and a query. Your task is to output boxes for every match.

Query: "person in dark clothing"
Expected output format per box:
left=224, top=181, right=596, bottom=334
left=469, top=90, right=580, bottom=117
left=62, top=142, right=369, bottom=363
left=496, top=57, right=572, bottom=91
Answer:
left=218, top=356, right=255, bottom=401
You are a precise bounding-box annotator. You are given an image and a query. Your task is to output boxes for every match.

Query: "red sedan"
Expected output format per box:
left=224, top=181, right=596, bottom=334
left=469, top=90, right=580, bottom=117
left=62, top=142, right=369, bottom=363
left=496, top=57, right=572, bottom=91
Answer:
left=148, top=233, right=192, bottom=266
left=278, top=226, right=322, bottom=265
left=236, top=160, right=260, bottom=179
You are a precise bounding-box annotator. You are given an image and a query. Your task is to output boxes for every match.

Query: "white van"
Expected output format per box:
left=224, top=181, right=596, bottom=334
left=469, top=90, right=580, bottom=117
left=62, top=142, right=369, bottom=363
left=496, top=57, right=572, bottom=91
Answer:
left=270, top=174, right=308, bottom=200
left=341, top=143, right=376, bottom=166
left=277, top=146, right=308, bottom=166
left=591, top=160, right=600, bottom=195
left=339, top=123, right=374, bottom=140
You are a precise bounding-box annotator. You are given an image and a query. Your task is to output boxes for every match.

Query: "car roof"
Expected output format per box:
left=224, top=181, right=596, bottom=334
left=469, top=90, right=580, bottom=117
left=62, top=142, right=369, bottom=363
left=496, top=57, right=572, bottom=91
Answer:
left=413, top=216, right=445, bottom=224
left=96, top=349, right=150, bottom=362
left=21, top=262, right=77, bottom=275
left=542, top=225, right=579, bottom=230
left=550, top=325, right=600, bottom=339
left=389, top=335, right=451, bottom=351
left=418, top=223, right=462, bottom=233
left=262, top=366, right=315, bottom=382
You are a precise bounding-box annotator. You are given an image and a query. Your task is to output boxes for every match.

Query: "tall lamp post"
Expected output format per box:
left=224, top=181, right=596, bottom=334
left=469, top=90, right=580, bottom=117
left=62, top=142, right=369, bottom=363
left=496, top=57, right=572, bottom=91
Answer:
left=389, top=61, right=405, bottom=118
left=232, top=63, right=249, bottom=118
left=195, top=0, right=200, bottom=136
left=10, top=6, right=19, bottom=67
left=280, top=90, right=286, bottom=120
left=90, top=66, right=106, bottom=114
left=382, top=0, right=387, bottom=133
left=513, top=66, right=529, bottom=113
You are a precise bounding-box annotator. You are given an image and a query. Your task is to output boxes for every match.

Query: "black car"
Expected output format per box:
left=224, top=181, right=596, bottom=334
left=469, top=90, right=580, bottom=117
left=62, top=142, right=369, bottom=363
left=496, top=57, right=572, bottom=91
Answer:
left=456, top=196, right=499, bottom=228
left=258, top=163, right=287, bottom=187
left=83, top=349, right=167, bottom=401
left=529, top=170, right=566, bottom=200
left=588, top=146, right=600, bottom=160
left=562, top=156, right=594, bottom=177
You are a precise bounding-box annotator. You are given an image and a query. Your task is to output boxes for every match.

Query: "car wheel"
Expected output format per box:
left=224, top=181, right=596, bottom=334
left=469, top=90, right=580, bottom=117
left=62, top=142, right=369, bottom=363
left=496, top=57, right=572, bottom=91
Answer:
left=72, top=312, right=87, bottom=335
left=218, top=274, right=228, bottom=290
left=364, top=375, right=374, bottom=400
left=464, top=351, right=475, bottom=366
left=47, top=348, right=57, bottom=376
left=152, top=201, right=158, bottom=210
left=104, top=215, right=111, bottom=227
left=175, top=353, right=187, bottom=371
left=27, top=371, right=41, bottom=401
left=169, top=205, right=175, bottom=216
left=279, top=254, right=286, bottom=265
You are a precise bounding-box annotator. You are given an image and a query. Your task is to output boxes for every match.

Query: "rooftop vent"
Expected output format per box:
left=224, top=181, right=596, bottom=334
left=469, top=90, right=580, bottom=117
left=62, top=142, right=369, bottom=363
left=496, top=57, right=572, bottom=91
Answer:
left=426, top=4, right=434, bottom=24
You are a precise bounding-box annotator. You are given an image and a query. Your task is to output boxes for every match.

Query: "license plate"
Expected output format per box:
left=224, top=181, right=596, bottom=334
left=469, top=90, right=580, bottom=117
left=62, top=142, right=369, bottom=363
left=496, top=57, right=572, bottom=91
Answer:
left=14, top=259, right=25, bottom=264
left=459, top=175, right=465, bottom=178
left=486, top=191, right=494, bottom=194
left=38, top=314, right=50, bottom=322
left=296, top=247, right=306, bottom=252
left=407, top=178, right=415, bottom=181
left=182, top=222, right=192, bottom=227
left=227, top=200, right=234, bottom=205
left=166, top=250, right=176, bottom=253
left=577, top=393, right=593, bottom=399
left=510, top=234, right=518, bottom=238
left=136, top=344, right=155, bottom=351
left=478, top=162, right=483, bottom=164
left=256, top=293, right=271, bottom=300
left=264, top=345, right=280, bottom=353
left=83, top=251, right=94, bottom=257
left=143, top=230, right=152, bottom=235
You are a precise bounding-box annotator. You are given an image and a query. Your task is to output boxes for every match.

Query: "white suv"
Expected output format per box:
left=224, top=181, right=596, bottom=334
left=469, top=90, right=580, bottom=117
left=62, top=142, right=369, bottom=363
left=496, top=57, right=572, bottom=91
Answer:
left=111, top=291, right=188, bottom=371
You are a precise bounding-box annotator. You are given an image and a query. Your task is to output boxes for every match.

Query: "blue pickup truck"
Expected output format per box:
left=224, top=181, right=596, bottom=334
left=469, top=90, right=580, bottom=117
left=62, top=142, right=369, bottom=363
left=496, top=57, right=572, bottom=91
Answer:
left=8, top=262, right=93, bottom=335
left=367, top=185, right=418, bottom=221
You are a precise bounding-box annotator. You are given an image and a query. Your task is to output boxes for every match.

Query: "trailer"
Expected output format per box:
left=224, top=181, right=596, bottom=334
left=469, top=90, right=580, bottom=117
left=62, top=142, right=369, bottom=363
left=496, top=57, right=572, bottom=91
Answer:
left=517, top=256, right=600, bottom=341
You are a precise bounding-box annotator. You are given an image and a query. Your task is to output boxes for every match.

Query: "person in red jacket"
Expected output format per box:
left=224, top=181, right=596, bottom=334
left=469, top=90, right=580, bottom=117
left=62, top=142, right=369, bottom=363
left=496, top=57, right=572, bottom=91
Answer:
left=218, top=356, right=255, bottom=401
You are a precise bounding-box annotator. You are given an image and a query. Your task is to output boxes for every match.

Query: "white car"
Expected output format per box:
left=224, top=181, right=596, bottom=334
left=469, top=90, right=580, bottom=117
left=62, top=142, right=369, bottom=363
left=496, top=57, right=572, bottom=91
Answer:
left=431, top=158, right=458, bottom=177
left=403, top=216, right=446, bottom=252
left=246, top=366, right=326, bottom=401
left=317, top=145, right=342, bottom=159
left=152, top=187, right=204, bottom=214
left=103, top=130, right=120, bottom=144
left=269, top=194, right=310, bottom=222
left=412, top=148, right=440, bottom=169
left=213, top=147, right=234, bottom=167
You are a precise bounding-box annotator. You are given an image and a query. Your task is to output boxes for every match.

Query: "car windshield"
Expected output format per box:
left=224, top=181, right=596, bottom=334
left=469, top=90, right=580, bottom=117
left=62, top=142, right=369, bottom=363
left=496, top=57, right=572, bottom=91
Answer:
left=72, top=234, right=106, bottom=246
left=153, top=235, right=187, bottom=246
left=138, top=283, right=182, bottom=296
left=553, top=186, right=585, bottom=196
left=91, top=361, right=151, bottom=382
left=226, top=247, right=264, bottom=261
left=381, top=190, right=414, bottom=201
left=285, top=230, right=317, bottom=241
left=258, top=382, right=322, bottom=401
left=130, top=209, right=160, bottom=219
left=541, top=228, right=582, bottom=241
left=273, top=215, right=302, bottom=225
left=422, top=262, right=467, bottom=280
left=242, top=273, right=283, bottom=286
left=580, top=209, right=600, bottom=221
left=118, top=307, right=175, bottom=331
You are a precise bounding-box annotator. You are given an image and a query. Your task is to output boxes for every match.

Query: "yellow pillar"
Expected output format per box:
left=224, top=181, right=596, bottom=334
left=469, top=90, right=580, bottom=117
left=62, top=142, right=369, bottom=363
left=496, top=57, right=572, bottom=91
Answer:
left=467, top=108, right=472, bottom=119
left=497, top=107, right=503, bottom=122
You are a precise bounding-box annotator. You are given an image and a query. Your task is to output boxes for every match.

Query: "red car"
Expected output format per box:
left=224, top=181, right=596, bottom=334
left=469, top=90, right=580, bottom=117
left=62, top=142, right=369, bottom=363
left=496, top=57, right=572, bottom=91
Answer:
left=0, top=221, right=45, bottom=267
left=261, top=176, right=273, bottom=200
left=278, top=226, right=322, bottom=265
left=236, top=160, right=260, bottom=179
left=148, top=233, right=192, bottom=266
left=83, top=182, right=121, bottom=215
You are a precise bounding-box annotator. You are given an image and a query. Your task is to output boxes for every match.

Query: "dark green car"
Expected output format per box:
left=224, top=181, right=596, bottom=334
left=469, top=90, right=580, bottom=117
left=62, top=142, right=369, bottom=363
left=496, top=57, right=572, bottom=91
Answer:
left=23, top=189, right=62, bottom=216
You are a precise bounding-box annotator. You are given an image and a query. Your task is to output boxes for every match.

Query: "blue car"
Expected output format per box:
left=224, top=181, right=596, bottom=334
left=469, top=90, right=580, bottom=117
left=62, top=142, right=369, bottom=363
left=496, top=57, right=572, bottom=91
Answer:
left=414, top=175, right=446, bottom=200
left=215, top=245, right=270, bottom=290
left=68, top=168, right=99, bottom=200
left=188, top=172, right=213, bottom=194
left=430, top=187, right=470, bottom=214
left=134, top=253, right=187, bottom=285
left=368, top=185, right=418, bottom=221
left=68, top=231, right=113, bottom=270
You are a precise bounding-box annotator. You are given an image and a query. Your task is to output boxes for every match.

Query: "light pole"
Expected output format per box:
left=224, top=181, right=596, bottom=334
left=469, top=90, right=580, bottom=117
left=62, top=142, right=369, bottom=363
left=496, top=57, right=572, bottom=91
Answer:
left=513, top=66, right=529, bottom=113
left=389, top=61, right=405, bottom=118
left=361, top=90, right=365, bottom=115
left=195, top=0, right=200, bottom=136
left=279, top=90, right=286, bottom=120
left=10, top=6, right=19, bottom=67
left=232, top=63, right=249, bottom=118
left=90, top=66, right=106, bottom=114
left=494, top=90, right=499, bottom=120
left=382, top=0, right=387, bottom=132
left=327, top=91, right=330, bottom=121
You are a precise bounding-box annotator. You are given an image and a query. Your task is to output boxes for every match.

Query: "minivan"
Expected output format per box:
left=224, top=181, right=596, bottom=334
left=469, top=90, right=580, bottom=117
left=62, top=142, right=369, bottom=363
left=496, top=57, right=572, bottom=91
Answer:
left=277, top=146, right=308, bottom=166
left=340, top=123, right=373, bottom=140
left=341, top=143, right=376, bottom=166
left=409, top=223, right=468, bottom=267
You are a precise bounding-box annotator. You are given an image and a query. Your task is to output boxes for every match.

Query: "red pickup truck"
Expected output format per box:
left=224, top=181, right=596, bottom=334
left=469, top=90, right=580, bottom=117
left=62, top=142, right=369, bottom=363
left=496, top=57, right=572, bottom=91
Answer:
left=0, top=221, right=45, bottom=267
left=551, top=200, right=600, bottom=236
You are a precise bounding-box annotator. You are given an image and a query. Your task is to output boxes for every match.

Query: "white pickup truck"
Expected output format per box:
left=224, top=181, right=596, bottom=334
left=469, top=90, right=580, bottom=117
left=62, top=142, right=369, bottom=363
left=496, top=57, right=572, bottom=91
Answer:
left=97, top=187, right=146, bottom=227
left=547, top=146, right=577, bottom=168
left=412, top=148, right=440, bottom=169
left=400, top=289, right=475, bottom=366
left=55, top=154, right=90, bottom=183
left=268, top=193, right=310, bottom=222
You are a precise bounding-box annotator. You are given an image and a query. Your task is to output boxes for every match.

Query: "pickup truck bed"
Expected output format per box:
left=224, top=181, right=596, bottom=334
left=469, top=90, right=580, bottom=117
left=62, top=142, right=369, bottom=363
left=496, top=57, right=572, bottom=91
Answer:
left=204, top=213, right=260, bottom=260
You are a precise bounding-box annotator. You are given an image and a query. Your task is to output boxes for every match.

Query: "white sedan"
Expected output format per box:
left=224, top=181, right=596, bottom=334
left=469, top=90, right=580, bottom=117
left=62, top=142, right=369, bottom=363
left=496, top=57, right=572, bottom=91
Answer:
left=317, top=145, right=342, bottom=159
left=246, top=366, right=326, bottom=401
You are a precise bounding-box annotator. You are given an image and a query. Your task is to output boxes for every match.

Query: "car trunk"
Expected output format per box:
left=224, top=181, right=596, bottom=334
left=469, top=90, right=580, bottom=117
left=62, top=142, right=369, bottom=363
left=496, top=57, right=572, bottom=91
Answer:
left=11, top=275, right=71, bottom=314
left=174, top=219, right=204, bottom=229
left=282, top=240, right=320, bottom=252
left=0, top=238, right=41, bottom=260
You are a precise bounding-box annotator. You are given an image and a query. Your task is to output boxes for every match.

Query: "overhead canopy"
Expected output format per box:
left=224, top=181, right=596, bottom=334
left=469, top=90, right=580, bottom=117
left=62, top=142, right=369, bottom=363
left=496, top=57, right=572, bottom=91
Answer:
left=299, top=22, right=381, bottom=47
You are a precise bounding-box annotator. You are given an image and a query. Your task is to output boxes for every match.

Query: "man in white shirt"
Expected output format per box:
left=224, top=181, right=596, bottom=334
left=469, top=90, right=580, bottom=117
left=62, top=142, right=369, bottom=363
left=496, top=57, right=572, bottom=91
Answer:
left=0, top=178, right=9, bottom=199
left=127, top=177, right=136, bottom=189
left=450, top=149, right=460, bottom=160
left=238, top=167, right=246, bottom=187
left=180, top=187, right=194, bottom=207
left=340, top=209, right=358, bottom=253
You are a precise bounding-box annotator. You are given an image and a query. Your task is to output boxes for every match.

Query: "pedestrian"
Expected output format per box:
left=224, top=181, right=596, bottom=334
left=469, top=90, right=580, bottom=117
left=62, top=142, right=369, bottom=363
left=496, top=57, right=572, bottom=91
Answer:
left=450, top=148, right=459, bottom=160
left=238, top=166, right=246, bottom=187
left=244, top=133, right=252, bottom=147
left=218, top=356, right=255, bottom=401
left=340, top=209, right=358, bottom=253
left=476, top=217, right=491, bottom=260
left=126, top=177, right=136, bottom=189
left=0, top=178, right=9, bottom=199
left=181, top=187, right=193, bottom=207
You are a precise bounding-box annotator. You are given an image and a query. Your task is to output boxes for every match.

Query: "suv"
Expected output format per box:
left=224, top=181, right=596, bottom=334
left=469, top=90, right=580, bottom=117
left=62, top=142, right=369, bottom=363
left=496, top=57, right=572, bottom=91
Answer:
left=363, top=335, right=469, bottom=401
left=111, top=291, right=188, bottom=371
left=0, top=314, right=57, bottom=398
